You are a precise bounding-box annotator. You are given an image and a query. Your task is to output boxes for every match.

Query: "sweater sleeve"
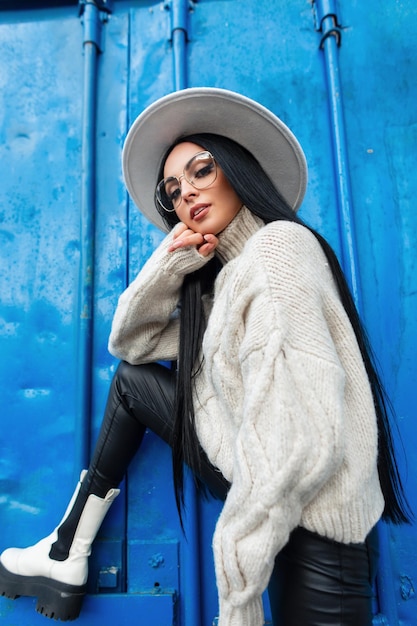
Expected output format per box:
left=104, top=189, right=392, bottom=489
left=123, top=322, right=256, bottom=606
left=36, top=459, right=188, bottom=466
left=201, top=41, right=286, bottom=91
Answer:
left=211, top=225, right=347, bottom=624
left=108, top=227, right=214, bottom=364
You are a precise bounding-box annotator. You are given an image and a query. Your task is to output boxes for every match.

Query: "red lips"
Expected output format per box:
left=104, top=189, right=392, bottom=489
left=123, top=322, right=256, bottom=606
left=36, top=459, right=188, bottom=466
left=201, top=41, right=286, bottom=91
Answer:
left=190, top=204, right=210, bottom=220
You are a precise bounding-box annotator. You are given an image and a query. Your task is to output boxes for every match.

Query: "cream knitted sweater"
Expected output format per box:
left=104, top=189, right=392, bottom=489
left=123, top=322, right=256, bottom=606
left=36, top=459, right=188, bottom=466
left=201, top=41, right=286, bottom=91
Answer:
left=108, top=205, right=384, bottom=626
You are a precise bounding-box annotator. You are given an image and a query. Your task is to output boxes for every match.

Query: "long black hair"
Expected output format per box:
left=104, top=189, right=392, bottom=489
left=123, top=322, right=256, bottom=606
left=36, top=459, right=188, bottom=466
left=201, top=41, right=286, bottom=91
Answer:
left=155, top=132, right=412, bottom=526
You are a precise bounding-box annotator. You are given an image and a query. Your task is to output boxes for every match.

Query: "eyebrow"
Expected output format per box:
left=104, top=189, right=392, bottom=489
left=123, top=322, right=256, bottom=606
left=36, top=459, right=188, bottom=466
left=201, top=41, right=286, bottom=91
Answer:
left=164, top=150, right=206, bottom=178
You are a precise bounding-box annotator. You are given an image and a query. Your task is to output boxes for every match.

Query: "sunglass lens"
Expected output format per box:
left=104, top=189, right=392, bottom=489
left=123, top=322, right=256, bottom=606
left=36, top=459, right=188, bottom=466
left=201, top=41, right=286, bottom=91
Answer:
left=157, top=177, right=180, bottom=212
left=186, top=153, right=216, bottom=188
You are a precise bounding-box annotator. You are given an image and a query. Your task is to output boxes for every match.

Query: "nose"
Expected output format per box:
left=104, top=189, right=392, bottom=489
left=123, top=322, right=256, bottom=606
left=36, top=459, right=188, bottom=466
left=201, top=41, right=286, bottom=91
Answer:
left=180, top=176, right=198, bottom=201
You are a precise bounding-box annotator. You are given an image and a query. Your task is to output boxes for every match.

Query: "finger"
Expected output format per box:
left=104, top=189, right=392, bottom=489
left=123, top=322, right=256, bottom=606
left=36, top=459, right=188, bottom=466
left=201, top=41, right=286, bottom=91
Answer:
left=168, top=232, right=204, bottom=252
left=197, top=242, right=215, bottom=257
left=172, top=222, right=189, bottom=240
left=198, top=234, right=219, bottom=257
left=202, top=233, right=219, bottom=247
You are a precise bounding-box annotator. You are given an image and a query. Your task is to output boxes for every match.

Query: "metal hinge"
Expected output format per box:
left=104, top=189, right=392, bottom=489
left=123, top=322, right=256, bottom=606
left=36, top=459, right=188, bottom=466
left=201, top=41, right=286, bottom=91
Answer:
left=79, top=0, right=113, bottom=16
left=163, top=0, right=196, bottom=42
left=312, top=0, right=342, bottom=47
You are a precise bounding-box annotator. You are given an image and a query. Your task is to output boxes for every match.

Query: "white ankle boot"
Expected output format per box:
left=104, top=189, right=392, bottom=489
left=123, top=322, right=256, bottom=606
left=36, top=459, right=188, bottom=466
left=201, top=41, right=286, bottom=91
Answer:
left=0, top=471, right=120, bottom=621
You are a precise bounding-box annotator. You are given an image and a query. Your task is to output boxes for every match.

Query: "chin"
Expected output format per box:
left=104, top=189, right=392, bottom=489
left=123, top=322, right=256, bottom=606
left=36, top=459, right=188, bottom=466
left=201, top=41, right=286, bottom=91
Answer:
left=190, top=222, right=214, bottom=235
left=196, top=220, right=225, bottom=236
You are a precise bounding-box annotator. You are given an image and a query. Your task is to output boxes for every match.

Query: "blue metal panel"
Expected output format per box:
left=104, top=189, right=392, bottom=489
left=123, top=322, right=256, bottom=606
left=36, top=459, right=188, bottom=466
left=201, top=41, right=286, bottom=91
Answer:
left=0, top=3, right=84, bottom=544
left=328, top=4, right=417, bottom=623
left=0, top=1, right=416, bottom=625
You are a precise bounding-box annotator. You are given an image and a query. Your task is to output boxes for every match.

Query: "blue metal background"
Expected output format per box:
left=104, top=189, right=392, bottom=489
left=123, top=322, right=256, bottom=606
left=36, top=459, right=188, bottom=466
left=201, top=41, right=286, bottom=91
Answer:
left=0, top=1, right=416, bottom=624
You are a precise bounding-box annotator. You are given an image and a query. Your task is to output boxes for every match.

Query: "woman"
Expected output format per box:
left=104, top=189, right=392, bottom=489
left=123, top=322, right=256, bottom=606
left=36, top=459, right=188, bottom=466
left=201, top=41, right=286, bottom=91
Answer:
left=0, top=88, right=411, bottom=625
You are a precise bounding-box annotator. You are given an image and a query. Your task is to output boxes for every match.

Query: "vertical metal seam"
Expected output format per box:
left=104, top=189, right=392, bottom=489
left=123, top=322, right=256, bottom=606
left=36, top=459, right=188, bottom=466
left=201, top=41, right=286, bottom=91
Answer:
left=75, top=0, right=104, bottom=475
left=313, top=0, right=361, bottom=309
left=313, top=2, right=398, bottom=624
left=165, top=0, right=191, bottom=91
left=164, top=2, right=202, bottom=623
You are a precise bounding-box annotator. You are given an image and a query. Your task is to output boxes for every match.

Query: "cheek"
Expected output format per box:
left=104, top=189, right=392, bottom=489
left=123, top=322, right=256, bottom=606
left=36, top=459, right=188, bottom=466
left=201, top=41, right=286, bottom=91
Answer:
left=174, top=205, right=190, bottom=224
left=218, top=177, right=241, bottom=212
left=225, top=190, right=243, bottom=217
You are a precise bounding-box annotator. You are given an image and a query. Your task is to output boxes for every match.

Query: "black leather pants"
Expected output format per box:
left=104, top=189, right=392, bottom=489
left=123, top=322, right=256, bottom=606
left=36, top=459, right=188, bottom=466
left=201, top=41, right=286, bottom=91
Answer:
left=83, top=360, right=229, bottom=499
left=50, top=361, right=229, bottom=560
left=54, top=361, right=379, bottom=625
left=267, top=526, right=379, bottom=626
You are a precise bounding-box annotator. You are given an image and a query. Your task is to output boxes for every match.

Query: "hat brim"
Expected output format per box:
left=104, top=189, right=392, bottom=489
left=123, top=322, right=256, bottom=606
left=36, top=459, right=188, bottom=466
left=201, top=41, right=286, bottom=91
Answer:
left=122, top=87, right=308, bottom=233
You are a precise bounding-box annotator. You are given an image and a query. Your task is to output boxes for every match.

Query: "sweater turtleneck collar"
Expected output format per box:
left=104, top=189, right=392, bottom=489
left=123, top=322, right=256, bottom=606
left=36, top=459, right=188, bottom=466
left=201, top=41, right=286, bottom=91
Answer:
left=215, top=205, right=265, bottom=265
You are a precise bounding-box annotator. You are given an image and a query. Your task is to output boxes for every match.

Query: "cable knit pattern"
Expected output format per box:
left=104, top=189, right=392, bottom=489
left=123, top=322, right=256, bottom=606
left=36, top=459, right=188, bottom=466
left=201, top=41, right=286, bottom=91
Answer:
left=108, top=206, right=384, bottom=626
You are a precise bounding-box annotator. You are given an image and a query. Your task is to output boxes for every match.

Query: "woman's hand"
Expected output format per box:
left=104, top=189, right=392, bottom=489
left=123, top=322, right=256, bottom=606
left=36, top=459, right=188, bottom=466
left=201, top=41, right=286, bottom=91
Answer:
left=168, top=223, right=218, bottom=257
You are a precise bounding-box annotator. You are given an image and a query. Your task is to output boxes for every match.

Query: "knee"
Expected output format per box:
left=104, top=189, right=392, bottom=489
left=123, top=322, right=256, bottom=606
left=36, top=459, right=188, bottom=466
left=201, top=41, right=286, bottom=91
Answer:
left=113, top=360, right=171, bottom=398
left=114, top=360, right=150, bottom=392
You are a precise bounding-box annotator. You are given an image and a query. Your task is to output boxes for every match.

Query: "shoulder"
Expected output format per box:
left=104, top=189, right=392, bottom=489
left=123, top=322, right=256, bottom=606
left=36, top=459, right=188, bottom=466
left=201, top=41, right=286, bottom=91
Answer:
left=252, top=220, right=323, bottom=253
left=215, top=220, right=335, bottom=308
left=242, top=220, right=329, bottom=278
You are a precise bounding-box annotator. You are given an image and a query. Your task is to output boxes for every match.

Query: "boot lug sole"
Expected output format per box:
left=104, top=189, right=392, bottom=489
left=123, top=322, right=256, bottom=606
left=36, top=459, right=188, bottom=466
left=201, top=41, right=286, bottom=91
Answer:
left=0, top=561, right=86, bottom=621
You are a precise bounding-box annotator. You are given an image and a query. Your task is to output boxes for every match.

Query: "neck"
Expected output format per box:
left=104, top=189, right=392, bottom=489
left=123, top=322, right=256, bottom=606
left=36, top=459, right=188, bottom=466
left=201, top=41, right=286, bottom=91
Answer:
left=215, top=205, right=264, bottom=264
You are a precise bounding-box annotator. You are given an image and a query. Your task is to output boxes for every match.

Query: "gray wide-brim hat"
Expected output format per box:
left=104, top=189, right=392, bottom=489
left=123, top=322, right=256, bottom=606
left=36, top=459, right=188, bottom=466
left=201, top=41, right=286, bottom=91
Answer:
left=122, top=87, right=308, bottom=233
